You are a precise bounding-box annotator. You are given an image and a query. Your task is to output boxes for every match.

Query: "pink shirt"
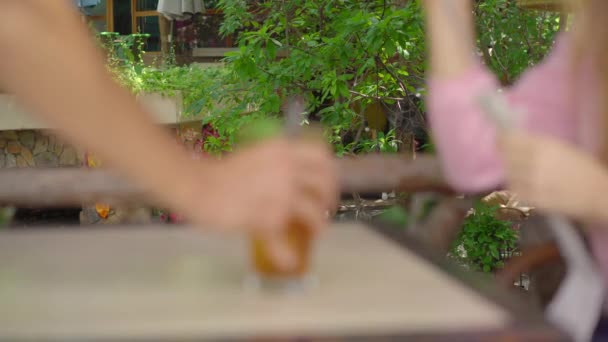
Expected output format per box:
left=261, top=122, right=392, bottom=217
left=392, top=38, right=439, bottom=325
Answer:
left=426, top=32, right=608, bottom=283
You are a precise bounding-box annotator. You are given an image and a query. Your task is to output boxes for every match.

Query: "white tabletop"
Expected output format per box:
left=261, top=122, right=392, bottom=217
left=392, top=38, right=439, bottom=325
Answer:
left=0, top=223, right=509, bottom=340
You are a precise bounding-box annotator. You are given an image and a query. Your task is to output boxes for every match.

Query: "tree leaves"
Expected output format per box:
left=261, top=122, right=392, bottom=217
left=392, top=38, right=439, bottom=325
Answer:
left=475, top=0, right=560, bottom=85
left=215, top=0, right=426, bottom=152
left=106, top=0, right=559, bottom=158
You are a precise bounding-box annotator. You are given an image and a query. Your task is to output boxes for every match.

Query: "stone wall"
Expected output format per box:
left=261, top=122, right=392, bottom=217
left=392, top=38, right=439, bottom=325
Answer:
left=0, top=94, right=192, bottom=226
left=0, top=126, right=201, bottom=225
left=0, top=130, right=82, bottom=168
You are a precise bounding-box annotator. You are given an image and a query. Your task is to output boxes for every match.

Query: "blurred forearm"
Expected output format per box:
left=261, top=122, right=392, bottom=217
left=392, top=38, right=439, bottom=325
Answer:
left=422, top=0, right=477, bottom=78
left=0, top=1, right=208, bottom=211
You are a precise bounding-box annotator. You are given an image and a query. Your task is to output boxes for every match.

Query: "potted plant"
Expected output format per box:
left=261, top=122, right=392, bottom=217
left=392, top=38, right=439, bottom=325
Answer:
left=128, top=33, right=151, bottom=63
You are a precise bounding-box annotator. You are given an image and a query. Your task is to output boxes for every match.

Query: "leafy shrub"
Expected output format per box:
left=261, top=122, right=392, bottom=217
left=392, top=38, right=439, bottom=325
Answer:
left=450, top=201, right=518, bottom=273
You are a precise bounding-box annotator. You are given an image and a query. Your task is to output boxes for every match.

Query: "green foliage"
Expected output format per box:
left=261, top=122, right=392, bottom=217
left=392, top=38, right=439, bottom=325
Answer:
left=138, top=65, right=231, bottom=117
left=450, top=201, right=518, bottom=273
left=419, top=142, right=435, bottom=153
left=100, top=1, right=561, bottom=156
left=359, top=129, right=401, bottom=153
left=99, top=32, right=233, bottom=118
left=377, top=205, right=409, bottom=227
left=218, top=0, right=427, bottom=152
left=474, top=0, right=561, bottom=84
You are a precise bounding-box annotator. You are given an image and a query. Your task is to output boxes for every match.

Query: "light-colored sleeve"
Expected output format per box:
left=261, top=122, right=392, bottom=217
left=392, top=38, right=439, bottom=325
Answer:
left=426, top=33, right=577, bottom=193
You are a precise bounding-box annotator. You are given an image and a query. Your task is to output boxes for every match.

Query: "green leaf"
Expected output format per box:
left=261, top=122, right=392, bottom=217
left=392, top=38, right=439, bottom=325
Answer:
left=266, top=42, right=277, bottom=60
left=270, top=38, right=283, bottom=47
left=377, top=206, right=409, bottom=227
left=490, top=245, right=499, bottom=259
left=385, top=41, right=396, bottom=57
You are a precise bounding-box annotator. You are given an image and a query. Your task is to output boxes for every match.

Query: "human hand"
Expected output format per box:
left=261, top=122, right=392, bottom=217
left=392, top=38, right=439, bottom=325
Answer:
left=498, top=132, right=608, bottom=223
left=179, top=137, right=338, bottom=269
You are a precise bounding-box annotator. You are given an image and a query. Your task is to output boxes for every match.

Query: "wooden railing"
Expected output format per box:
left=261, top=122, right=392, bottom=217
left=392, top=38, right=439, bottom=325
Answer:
left=0, top=154, right=563, bottom=307
left=0, top=155, right=449, bottom=207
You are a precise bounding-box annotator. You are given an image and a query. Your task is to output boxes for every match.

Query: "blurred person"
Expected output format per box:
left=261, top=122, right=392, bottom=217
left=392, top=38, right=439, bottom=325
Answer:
left=0, top=1, right=338, bottom=269
left=422, top=0, right=608, bottom=338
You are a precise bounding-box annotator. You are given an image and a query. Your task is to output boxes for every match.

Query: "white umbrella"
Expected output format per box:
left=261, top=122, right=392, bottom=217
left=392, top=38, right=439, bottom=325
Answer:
left=157, top=0, right=206, bottom=20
